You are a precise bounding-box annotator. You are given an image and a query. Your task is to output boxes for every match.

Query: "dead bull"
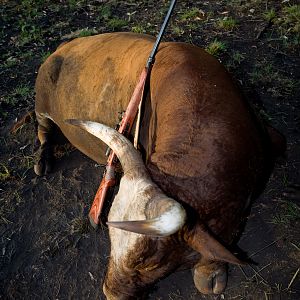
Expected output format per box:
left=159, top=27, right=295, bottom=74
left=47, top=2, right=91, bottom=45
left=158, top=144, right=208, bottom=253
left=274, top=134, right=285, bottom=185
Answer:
left=34, top=32, right=285, bottom=299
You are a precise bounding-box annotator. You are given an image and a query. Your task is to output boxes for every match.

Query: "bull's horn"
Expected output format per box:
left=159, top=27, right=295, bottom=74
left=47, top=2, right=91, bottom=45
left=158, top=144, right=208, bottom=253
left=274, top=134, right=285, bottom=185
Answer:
left=65, top=120, right=144, bottom=173
left=107, top=201, right=186, bottom=236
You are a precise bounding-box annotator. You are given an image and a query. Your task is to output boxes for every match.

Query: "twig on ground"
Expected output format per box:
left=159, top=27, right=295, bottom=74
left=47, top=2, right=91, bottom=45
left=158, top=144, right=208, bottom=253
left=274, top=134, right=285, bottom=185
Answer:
left=290, top=242, right=300, bottom=251
left=287, top=268, right=300, bottom=290
left=250, top=263, right=272, bottom=280
left=249, top=237, right=283, bottom=258
left=248, top=264, right=269, bottom=285
left=238, top=265, right=249, bottom=280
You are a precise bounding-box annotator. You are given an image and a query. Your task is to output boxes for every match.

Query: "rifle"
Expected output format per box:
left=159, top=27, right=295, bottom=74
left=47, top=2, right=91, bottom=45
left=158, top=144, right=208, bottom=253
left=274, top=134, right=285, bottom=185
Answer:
left=89, top=0, right=177, bottom=228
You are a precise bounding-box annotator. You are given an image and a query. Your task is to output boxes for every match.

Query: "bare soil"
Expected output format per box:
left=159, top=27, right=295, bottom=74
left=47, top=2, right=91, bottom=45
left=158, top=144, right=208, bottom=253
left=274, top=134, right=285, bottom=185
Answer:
left=0, top=1, right=299, bottom=299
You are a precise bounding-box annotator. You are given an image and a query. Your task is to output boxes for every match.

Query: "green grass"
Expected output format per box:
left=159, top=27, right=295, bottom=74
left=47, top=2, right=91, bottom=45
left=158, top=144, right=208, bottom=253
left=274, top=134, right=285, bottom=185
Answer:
left=225, top=50, right=246, bottom=70
left=3, top=56, right=19, bottom=68
left=1, top=85, right=33, bottom=106
left=171, top=25, right=185, bottom=36
left=17, top=23, right=43, bottom=46
left=40, top=51, right=51, bottom=62
left=107, top=18, right=128, bottom=30
left=249, top=63, right=298, bottom=97
left=281, top=5, right=300, bottom=33
left=263, top=8, right=276, bottom=22
left=131, top=25, right=146, bottom=34
left=205, top=40, right=226, bottom=56
left=217, top=17, right=238, bottom=31
left=67, top=0, right=84, bottom=10
left=271, top=201, right=300, bottom=225
left=274, top=5, right=300, bottom=49
left=78, top=28, right=97, bottom=37
left=180, top=8, right=203, bottom=21
left=0, top=164, right=10, bottom=182
left=232, top=51, right=245, bottom=64
left=97, top=4, right=113, bottom=21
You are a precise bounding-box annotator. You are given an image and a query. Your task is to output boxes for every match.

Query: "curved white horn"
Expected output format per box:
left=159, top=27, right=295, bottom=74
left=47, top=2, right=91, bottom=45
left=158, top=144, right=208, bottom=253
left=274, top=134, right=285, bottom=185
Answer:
left=107, top=199, right=186, bottom=236
left=65, top=119, right=144, bottom=173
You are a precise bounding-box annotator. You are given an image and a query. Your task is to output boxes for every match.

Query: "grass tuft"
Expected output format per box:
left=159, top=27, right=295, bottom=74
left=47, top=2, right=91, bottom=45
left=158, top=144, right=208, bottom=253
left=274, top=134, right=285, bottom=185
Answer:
left=205, top=40, right=226, bottom=56
left=0, top=164, right=10, bottom=181
left=271, top=201, right=300, bottom=225
left=217, top=17, right=238, bottom=31
left=107, top=18, right=128, bottom=30
left=131, top=25, right=146, bottom=34
left=180, top=8, right=203, bottom=21
left=281, top=5, right=300, bottom=33
left=264, top=8, right=276, bottom=22
left=249, top=63, right=299, bottom=97
left=78, top=28, right=97, bottom=37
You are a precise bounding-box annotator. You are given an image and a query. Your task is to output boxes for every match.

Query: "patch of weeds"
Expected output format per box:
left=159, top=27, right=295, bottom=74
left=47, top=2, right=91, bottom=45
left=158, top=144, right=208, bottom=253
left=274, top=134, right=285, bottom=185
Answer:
left=0, top=164, right=10, bottom=182
left=17, top=22, right=43, bottom=46
left=274, top=5, right=300, bottom=49
left=226, top=50, right=245, bottom=70
left=205, top=40, right=226, bottom=56
left=180, top=7, right=203, bottom=21
left=131, top=25, right=146, bottom=34
left=263, top=8, right=276, bottom=22
left=19, top=0, right=44, bottom=20
left=40, top=50, right=51, bottom=63
left=280, top=5, right=300, bottom=33
left=19, top=50, right=35, bottom=60
left=172, top=25, right=185, bottom=36
left=232, top=51, right=245, bottom=64
left=67, top=0, right=84, bottom=10
left=21, top=154, right=35, bottom=171
left=107, top=18, right=128, bottom=31
left=0, top=190, right=23, bottom=225
left=70, top=217, right=90, bottom=234
left=97, top=4, right=113, bottom=21
left=3, top=56, right=19, bottom=68
left=249, top=63, right=298, bottom=97
left=1, top=84, right=33, bottom=106
left=271, top=201, right=300, bottom=225
left=217, top=17, right=238, bottom=31
left=78, top=28, right=97, bottom=37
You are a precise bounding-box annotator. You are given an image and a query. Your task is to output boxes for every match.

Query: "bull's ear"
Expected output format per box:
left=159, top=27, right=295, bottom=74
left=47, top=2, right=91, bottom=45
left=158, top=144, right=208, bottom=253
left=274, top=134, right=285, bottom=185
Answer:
left=185, top=223, right=245, bottom=265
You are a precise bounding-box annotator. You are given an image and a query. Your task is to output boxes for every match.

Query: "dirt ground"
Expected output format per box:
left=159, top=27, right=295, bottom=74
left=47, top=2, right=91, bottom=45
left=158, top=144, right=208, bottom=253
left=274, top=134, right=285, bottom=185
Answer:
left=0, top=1, right=299, bottom=299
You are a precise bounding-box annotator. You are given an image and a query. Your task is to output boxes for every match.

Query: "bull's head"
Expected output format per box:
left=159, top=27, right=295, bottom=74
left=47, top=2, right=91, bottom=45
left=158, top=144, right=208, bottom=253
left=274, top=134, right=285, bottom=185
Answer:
left=66, top=120, right=243, bottom=299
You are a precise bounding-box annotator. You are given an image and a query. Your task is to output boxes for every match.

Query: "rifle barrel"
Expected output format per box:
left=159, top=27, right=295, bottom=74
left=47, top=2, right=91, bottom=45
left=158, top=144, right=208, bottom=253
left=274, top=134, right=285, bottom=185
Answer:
left=146, top=0, right=177, bottom=68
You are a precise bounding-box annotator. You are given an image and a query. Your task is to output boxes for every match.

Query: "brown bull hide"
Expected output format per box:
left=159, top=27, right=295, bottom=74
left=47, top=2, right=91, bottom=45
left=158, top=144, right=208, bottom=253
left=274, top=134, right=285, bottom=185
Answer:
left=34, top=33, right=284, bottom=299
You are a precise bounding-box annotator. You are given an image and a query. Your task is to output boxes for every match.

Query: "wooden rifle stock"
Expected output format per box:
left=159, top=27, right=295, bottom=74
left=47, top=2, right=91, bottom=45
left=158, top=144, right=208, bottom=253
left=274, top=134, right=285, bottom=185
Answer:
left=88, top=67, right=150, bottom=227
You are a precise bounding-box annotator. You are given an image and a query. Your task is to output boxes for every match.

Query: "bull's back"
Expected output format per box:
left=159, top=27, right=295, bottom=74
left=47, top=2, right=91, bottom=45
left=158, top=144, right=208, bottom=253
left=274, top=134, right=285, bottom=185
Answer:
left=35, top=33, right=155, bottom=163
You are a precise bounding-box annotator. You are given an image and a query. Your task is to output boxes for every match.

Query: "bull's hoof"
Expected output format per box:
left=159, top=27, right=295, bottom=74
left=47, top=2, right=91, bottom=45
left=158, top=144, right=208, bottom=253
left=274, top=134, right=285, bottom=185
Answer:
left=193, top=263, right=227, bottom=295
left=34, top=145, right=53, bottom=176
left=34, top=159, right=53, bottom=176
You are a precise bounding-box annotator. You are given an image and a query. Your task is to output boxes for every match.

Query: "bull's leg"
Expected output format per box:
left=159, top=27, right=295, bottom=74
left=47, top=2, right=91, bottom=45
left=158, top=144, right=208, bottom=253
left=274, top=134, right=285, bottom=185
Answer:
left=34, top=112, right=54, bottom=176
left=192, top=261, right=227, bottom=295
